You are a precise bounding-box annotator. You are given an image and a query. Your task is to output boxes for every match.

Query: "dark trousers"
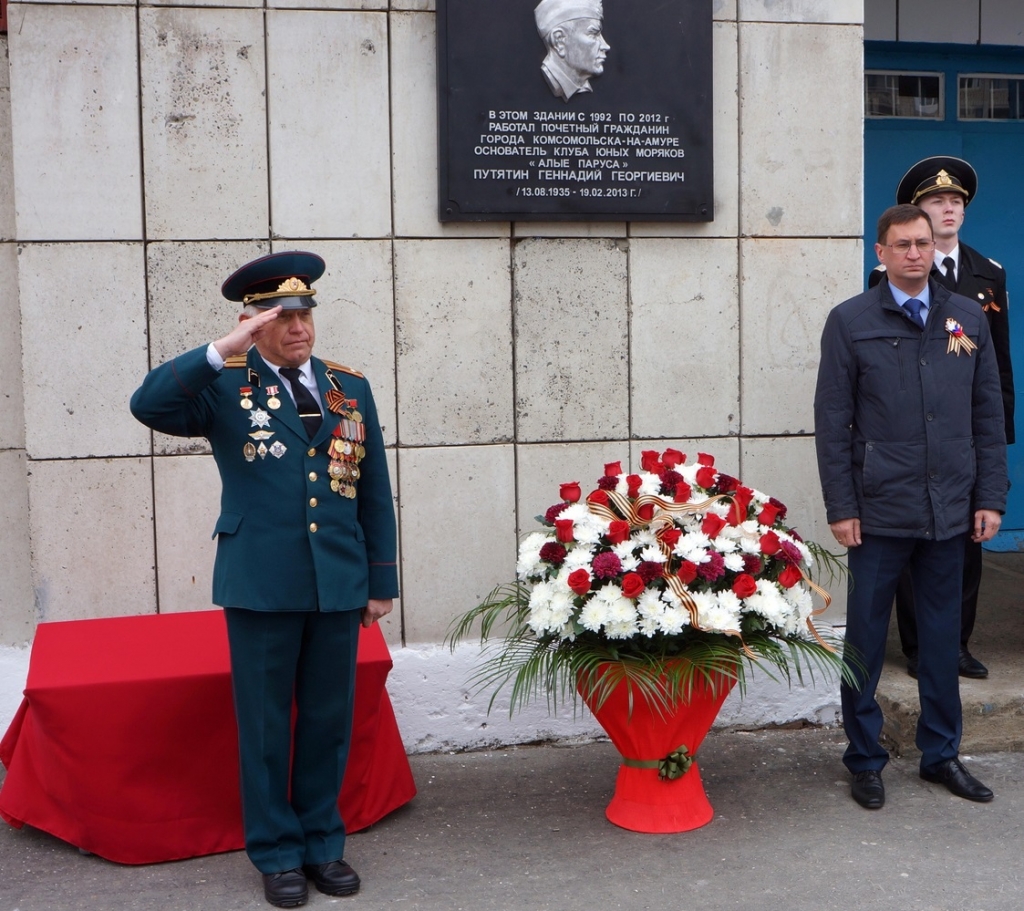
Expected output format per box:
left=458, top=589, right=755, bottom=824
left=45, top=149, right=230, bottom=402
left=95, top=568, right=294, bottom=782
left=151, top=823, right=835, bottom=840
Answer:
left=224, top=607, right=361, bottom=874
left=896, top=537, right=982, bottom=655
left=841, top=533, right=964, bottom=774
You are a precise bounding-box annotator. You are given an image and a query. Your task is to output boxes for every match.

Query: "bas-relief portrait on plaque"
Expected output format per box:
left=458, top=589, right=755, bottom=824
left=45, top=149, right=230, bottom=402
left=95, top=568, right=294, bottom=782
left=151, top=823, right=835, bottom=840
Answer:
left=436, top=0, right=713, bottom=222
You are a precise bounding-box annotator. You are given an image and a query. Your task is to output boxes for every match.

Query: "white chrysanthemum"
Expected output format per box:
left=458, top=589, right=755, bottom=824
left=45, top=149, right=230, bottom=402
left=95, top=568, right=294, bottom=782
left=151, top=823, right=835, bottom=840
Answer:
left=517, top=532, right=552, bottom=579
left=611, top=541, right=640, bottom=571
left=632, top=527, right=660, bottom=549
left=677, top=462, right=702, bottom=486
left=723, top=552, right=746, bottom=572
left=639, top=544, right=666, bottom=565
left=713, top=534, right=738, bottom=554
left=676, top=531, right=712, bottom=563
left=659, top=603, right=691, bottom=635
left=563, top=546, right=597, bottom=572
left=742, top=579, right=793, bottom=628
left=707, top=500, right=731, bottom=519
left=526, top=580, right=557, bottom=634
left=693, top=591, right=742, bottom=632
left=638, top=472, right=662, bottom=497
left=636, top=589, right=665, bottom=637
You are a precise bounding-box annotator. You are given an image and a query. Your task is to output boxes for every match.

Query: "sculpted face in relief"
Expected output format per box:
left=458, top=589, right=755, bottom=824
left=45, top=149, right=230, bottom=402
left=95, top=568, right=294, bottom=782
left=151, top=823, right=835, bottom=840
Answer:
left=534, top=0, right=610, bottom=102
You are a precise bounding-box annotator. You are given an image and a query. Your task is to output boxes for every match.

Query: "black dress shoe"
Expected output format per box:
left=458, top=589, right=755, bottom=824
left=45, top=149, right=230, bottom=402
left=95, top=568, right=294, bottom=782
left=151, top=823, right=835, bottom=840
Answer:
left=958, top=648, right=988, bottom=679
left=851, top=769, right=885, bottom=809
left=262, top=869, right=308, bottom=908
left=302, top=860, right=360, bottom=896
left=906, top=655, right=918, bottom=679
left=920, top=757, right=994, bottom=802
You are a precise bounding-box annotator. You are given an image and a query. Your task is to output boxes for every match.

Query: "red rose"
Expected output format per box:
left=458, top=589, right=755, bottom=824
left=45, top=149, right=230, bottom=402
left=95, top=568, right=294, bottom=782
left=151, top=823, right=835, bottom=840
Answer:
left=702, top=513, right=727, bottom=538
left=555, top=519, right=575, bottom=543
left=759, top=531, right=782, bottom=555
left=626, top=474, right=642, bottom=497
left=778, top=563, right=802, bottom=589
left=728, top=486, right=754, bottom=526
left=607, top=520, right=630, bottom=544
left=662, top=448, right=684, bottom=468
left=674, top=481, right=692, bottom=503
left=660, top=528, right=682, bottom=548
left=640, top=450, right=662, bottom=472
left=697, top=452, right=715, bottom=467
left=637, top=503, right=655, bottom=521
left=621, top=572, right=645, bottom=599
left=568, top=569, right=591, bottom=596
left=732, top=573, right=758, bottom=598
left=604, top=461, right=623, bottom=477
left=559, top=481, right=582, bottom=503
left=696, top=466, right=718, bottom=489
left=587, top=489, right=610, bottom=506
left=677, top=561, right=699, bottom=584
left=758, top=502, right=781, bottom=526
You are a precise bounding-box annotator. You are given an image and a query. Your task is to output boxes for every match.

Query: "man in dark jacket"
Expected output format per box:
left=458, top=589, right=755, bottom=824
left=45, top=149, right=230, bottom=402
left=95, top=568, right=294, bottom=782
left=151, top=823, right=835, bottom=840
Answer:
left=816, top=205, right=1007, bottom=810
left=868, top=156, right=1014, bottom=679
left=131, top=251, right=398, bottom=908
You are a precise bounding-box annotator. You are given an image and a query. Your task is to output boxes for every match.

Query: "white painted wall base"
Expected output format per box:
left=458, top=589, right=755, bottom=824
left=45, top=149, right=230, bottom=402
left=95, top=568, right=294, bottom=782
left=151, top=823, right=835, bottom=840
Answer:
left=0, top=638, right=844, bottom=755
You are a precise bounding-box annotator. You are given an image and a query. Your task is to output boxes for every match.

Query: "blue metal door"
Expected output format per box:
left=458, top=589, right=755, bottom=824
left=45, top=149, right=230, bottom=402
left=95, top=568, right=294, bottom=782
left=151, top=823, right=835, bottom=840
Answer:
left=865, top=42, right=1024, bottom=547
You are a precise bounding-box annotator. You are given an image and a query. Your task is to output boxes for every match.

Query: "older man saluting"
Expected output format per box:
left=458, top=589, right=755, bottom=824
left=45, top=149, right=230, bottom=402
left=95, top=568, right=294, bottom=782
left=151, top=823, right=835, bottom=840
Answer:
left=131, top=251, right=398, bottom=907
left=815, top=205, right=1006, bottom=811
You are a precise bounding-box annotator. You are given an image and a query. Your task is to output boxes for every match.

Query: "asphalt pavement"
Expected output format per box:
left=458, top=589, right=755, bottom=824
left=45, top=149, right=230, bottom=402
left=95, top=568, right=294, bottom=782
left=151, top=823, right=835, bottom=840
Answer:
left=2, top=726, right=1022, bottom=911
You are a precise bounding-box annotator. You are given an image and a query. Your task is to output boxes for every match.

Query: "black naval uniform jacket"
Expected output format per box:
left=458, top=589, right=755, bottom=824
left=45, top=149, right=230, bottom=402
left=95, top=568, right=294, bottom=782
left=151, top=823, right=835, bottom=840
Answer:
left=870, top=243, right=1014, bottom=443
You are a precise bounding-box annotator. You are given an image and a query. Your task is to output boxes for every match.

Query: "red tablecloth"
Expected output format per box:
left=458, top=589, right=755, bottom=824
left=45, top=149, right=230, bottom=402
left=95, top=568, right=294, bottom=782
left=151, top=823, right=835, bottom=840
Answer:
left=0, top=611, right=416, bottom=864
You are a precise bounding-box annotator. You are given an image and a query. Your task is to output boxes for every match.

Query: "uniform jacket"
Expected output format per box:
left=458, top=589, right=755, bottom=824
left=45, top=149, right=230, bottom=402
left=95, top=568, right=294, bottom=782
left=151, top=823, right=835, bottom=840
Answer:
left=869, top=242, right=1014, bottom=442
left=131, top=346, right=399, bottom=612
left=814, top=278, right=1007, bottom=541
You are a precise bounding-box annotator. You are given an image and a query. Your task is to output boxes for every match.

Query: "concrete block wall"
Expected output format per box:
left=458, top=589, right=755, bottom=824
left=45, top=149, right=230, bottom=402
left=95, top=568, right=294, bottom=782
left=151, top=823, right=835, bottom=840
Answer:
left=1, top=1, right=864, bottom=747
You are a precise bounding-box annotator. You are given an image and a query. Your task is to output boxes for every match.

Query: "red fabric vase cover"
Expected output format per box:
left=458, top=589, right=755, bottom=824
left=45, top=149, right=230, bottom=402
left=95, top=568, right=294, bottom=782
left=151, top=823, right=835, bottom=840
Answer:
left=580, top=669, right=736, bottom=833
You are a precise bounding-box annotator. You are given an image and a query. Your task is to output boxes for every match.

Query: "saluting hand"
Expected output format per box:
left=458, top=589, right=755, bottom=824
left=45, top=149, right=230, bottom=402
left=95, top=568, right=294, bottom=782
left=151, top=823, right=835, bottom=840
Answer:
left=212, top=305, right=283, bottom=360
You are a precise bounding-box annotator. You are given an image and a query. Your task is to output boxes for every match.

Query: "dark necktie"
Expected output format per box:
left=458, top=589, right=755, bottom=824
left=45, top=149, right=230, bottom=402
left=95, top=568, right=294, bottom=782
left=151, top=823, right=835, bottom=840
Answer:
left=280, top=367, right=323, bottom=439
left=940, top=256, right=957, bottom=291
left=904, top=298, right=926, bottom=329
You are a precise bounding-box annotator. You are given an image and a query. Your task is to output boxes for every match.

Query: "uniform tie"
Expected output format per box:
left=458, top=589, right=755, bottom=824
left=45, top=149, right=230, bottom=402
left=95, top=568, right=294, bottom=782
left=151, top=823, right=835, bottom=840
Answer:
left=904, top=298, right=926, bottom=329
left=280, top=367, right=323, bottom=439
left=940, top=256, right=957, bottom=291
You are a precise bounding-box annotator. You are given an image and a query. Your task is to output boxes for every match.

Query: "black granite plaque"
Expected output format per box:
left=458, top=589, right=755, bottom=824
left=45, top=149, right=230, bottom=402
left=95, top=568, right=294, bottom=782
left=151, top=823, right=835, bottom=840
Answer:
left=437, top=0, right=713, bottom=222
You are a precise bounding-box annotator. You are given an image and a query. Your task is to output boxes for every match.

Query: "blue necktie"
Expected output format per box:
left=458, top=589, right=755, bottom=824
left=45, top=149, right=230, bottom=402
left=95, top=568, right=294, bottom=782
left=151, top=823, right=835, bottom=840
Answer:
left=904, top=298, right=925, bottom=329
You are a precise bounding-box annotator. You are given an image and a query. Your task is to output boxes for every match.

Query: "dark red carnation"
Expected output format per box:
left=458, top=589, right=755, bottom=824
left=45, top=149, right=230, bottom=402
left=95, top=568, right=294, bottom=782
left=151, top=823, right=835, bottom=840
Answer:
left=545, top=502, right=569, bottom=524
left=732, top=573, right=757, bottom=599
left=539, top=542, right=567, bottom=565
left=621, top=572, right=645, bottom=599
left=597, top=476, right=619, bottom=491
left=696, top=551, right=726, bottom=582
left=780, top=540, right=803, bottom=565
left=637, top=560, right=664, bottom=584
left=592, top=552, right=623, bottom=580
left=743, top=554, right=763, bottom=575
left=778, top=563, right=802, bottom=589
left=716, top=473, right=741, bottom=493
left=659, top=469, right=684, bottom=495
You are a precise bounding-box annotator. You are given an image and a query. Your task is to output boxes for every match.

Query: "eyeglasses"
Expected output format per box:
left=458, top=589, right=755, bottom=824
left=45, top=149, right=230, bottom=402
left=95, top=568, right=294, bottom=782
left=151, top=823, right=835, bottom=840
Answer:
left=884, top=239, right=936, bottom=256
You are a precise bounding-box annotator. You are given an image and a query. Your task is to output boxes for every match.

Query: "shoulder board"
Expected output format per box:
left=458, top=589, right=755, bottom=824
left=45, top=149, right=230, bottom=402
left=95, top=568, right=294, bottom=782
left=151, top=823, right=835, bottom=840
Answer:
left=223, top=355, right=248, bottom=368
left=323, top=359, right=364, bottom=378
left=988, top=258, right=1003, bottom=269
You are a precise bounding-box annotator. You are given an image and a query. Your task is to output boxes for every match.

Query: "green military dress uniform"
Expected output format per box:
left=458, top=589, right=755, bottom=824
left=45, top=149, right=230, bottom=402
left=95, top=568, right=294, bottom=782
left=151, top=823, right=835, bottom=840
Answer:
left=131, top=341, right=398, bottom=875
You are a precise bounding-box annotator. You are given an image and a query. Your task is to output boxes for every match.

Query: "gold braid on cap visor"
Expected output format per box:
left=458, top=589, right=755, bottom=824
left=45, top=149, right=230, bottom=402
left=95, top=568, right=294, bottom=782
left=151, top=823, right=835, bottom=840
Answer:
left=911, top=169, right=968, bottom=205
left=243, top=276, right=316, bottom=305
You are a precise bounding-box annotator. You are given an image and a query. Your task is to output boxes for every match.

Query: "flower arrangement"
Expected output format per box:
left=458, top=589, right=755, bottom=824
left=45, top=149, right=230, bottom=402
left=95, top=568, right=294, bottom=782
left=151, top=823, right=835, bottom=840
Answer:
left=448, top=449, right=858, bottom=715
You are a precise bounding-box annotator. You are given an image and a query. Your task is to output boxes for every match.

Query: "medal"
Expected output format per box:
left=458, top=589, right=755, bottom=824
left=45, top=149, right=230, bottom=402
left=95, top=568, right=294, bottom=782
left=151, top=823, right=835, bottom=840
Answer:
left=249, top=408, right=272, bottom=429
left=266, top=385, right=281, bottom=410
left=239, top=386, right=253, bottom=409
left=249, top=430, right=274, bottom=441
left=243, top=442, right=256, bottom=462
left=270, top=441, right=287, bottom=459
left=257, top=442, right=268, bottom=459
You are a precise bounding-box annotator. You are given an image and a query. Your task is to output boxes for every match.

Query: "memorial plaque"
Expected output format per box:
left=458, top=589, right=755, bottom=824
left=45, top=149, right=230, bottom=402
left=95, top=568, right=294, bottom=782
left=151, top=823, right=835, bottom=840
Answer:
left=437, top=0, right=713, bottom=222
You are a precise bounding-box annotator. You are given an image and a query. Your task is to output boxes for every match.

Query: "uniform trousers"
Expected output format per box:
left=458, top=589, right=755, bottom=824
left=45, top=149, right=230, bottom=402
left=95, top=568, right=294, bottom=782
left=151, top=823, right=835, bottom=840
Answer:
left=224, top=607, right=361, bottom=874
left=841, top=533, right=964, bottom=774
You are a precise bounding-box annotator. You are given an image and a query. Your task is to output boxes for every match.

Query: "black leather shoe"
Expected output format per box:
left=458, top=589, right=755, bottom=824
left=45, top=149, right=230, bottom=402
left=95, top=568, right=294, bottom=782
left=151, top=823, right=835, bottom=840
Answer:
left=920, top=757, right=994, bottom=802
left=906, top=655, right=918, bottom=679
left=851, top=770, right=885, bottom=809
left=958, top=648, right=988, bottom=679
left=262, top=869, right=308, bottom=908
left=302, top=860, right=360, bottom=896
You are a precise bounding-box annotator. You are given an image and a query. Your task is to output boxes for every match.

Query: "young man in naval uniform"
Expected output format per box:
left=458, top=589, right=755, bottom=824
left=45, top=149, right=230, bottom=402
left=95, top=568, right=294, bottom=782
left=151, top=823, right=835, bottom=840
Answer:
left=869, top=156, right=1014, bottom=680
left=131, top=251, right=398, bottom=908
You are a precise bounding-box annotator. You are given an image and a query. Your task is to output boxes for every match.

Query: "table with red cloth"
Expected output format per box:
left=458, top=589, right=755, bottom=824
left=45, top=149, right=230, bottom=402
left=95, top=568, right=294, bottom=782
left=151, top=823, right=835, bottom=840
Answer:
left=0, top=610, right=416, bottom=864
